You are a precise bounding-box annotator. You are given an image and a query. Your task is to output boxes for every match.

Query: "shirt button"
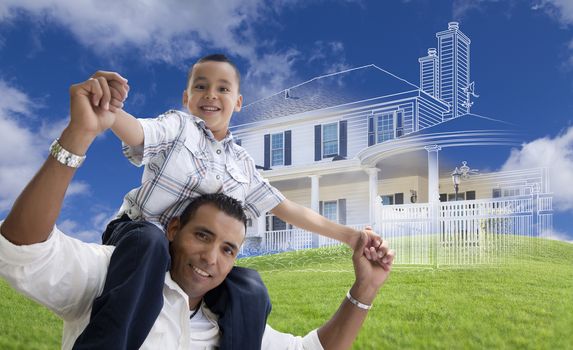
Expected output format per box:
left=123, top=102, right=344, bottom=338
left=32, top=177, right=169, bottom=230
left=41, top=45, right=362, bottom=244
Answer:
left=216, top=149, right=222, bottom=154
left=216, top=175, right=221, bottom=180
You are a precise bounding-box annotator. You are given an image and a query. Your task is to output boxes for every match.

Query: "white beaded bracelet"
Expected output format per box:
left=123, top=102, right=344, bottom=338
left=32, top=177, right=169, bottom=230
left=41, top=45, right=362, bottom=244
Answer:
left=346, top=290, right=372, bottom=310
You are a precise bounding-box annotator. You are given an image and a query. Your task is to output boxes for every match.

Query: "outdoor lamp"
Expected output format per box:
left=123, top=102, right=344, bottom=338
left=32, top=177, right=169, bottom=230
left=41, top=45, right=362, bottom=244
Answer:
left=451, top=167, right=462, bottom=201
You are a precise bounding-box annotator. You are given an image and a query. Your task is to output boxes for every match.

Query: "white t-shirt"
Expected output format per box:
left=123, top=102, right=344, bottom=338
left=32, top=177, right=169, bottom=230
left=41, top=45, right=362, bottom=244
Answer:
left=0, top=223, right=323, bottom=350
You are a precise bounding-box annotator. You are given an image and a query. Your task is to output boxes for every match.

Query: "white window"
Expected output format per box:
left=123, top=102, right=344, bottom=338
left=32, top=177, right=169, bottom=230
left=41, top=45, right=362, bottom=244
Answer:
left=503, top=188, right=520, bottom=197
left=271, top=132, right=284, bottom=166
left=380, top=195, right=394, bottom=206
left=322, top=200, right=338, bottom=222
left=376, top=112, right=394, bottom=143
left=322, top=122, right=339, bottom=157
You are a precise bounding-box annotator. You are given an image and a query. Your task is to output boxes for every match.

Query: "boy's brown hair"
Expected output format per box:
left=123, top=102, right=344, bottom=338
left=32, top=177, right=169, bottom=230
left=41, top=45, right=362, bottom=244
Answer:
left=187, top=54, right=241, bottom=91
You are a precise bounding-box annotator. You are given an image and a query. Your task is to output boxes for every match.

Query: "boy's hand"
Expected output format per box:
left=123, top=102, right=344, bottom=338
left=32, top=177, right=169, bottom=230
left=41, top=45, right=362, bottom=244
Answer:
left=353, top=230, right=395, bottom=289
left=68, top=71, right=129, bottom=138
left=348, top=226, right=392, bottom=264
left=90, top=71, right=130, bottom=112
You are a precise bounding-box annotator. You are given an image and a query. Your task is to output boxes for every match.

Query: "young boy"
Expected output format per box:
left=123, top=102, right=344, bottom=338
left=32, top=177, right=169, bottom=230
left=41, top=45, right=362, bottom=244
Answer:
left=74, top=55, right=384, bottom=349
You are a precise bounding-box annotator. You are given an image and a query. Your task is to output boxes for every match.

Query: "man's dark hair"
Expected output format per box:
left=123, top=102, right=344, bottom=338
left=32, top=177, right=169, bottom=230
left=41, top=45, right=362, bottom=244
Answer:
left=187, top=53, right=241, bottom=90
left=179, top=193, right=248, bottom=231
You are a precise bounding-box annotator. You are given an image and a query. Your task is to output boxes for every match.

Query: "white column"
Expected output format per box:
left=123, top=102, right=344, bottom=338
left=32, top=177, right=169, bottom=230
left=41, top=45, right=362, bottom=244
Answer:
left=425, top=145, right=441, bottom=268
left=257, top=215, right=266, bottom=236
left=257, top=215, right=267, bottom=251
left=425, top=145, right=442, bottom=203
left=365, top=168, right=379, bottom=229
left=309, top=175, right=321, bottom=248
left=309, top=175, right=320, bottom=213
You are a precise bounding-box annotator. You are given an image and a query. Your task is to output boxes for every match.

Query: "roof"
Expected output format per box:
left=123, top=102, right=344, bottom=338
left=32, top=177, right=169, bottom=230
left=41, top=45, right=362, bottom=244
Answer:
left=232, top=64, right=420, bottom=126
left=411, top=113, right=518, bottom=136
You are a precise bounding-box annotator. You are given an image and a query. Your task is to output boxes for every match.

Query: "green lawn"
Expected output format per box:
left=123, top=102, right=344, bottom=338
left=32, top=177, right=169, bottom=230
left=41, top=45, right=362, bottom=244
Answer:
left=1, top=238, right=572, bottom=349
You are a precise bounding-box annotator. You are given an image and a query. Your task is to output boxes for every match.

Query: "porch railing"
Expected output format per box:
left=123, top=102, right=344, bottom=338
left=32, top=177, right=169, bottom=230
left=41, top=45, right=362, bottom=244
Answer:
left=241, top=195, right=552, bottom=266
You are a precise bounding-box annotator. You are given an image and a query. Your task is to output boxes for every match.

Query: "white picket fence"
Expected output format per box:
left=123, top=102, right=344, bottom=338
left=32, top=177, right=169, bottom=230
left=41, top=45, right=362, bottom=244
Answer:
left=378, top=194, right=552, bottom=266
left=247, top=194, right=552, bottom=267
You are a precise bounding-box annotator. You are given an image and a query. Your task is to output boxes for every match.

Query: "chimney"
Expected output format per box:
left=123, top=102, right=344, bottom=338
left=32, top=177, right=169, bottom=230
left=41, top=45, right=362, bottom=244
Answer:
left=418, top=48, right=440, bottom=98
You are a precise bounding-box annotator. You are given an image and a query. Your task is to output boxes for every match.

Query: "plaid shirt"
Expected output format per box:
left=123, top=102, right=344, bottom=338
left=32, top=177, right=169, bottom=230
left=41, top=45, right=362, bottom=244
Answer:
left=118, top=110, right=285, bottom=229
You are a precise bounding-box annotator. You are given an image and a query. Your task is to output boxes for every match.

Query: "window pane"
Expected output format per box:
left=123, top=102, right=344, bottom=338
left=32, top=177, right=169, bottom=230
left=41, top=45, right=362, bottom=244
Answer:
left=272, top=149, right=283, bottom=166
left=323, top=123, right=338, bottom=141
left=323, top=201, right=338, bottom=222
left=322, top=123, right=338, bottom=156
left=381, top=195, right=394, bottom=205
left=376, top=113, right=394, bottom=143
left=271, top=133, right=284, bottom=166
left=271, top=133, right=283, bottom=149
left=323, top=140, right=338, bottom=156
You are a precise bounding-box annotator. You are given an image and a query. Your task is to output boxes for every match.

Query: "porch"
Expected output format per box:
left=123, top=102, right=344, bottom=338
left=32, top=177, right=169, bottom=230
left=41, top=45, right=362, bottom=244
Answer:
left=240, top=194, right=553, bottom=266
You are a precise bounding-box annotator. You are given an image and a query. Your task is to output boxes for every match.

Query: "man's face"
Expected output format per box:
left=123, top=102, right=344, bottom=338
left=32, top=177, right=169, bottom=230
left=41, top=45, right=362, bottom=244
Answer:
left=183, top=61, right=243, bottom=141
left=167, top=203, right=245, bottom=304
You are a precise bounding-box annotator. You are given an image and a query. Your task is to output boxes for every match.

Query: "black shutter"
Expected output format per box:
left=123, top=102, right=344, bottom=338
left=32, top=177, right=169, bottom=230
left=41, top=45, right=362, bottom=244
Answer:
left=319, top=201, right=323, bottom=215
left=466, top=190, right=476, bottom=200
left=235, top=138, right=242, bottom=146
left=339, top=120, right=347, bottom=157
left=368, top=115, right=375, bottom=146
left=396, top=111, right=403, bottom=137
left=284, top=130, right=292, bottom=166
left=338, top=199, right=346, bottom=224
left=314, top=125, right=322, bottom=161
left=394, top=193, right=404, bottom=205
left=439, top=193, right=447, bottom=202
left=264, top=134, right=270, bottom=169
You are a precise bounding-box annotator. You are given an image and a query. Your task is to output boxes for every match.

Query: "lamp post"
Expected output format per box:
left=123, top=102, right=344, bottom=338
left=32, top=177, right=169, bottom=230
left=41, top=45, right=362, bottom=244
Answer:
left=451, top=161, right=478, bottom=201
left=451, top=167, right=462, bottom=201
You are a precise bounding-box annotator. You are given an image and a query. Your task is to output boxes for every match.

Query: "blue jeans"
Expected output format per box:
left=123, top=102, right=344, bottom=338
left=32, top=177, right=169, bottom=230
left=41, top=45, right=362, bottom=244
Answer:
left=72, top=215, right=169, bottom=350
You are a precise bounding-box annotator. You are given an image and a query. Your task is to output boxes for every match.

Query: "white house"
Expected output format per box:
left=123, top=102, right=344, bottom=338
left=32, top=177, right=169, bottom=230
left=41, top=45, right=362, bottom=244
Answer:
left=231, top=22, right=553, bottom=265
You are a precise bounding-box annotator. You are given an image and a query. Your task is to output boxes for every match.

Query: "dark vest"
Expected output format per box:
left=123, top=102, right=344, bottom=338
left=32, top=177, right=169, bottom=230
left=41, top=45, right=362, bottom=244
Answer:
left=204, top=266, right=272, bottom=350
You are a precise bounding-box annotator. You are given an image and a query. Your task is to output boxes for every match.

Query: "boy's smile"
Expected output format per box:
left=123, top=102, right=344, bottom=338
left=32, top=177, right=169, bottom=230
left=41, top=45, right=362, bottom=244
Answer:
left=183, top=61, right=243, bottom=141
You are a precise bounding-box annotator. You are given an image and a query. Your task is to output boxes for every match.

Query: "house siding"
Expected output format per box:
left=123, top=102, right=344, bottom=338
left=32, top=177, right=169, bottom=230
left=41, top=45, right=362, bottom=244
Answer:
left=276, top=181, right=371, bottom=225
left=418, top=97, right=445, bottom=129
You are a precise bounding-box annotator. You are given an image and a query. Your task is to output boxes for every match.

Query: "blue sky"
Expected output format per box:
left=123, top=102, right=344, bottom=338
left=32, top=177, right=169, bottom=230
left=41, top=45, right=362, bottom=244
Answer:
left=0, top=0, right=572, bottom=243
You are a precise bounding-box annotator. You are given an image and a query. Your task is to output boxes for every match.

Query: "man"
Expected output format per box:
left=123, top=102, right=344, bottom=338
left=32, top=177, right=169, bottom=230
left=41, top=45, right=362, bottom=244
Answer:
left=0, top=72, right=395, bottom=349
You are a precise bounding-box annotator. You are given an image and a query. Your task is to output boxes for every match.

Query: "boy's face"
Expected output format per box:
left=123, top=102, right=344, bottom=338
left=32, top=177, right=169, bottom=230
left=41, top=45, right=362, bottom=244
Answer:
left=167, top=203, right=245, bottom=307
left=183, top=61, right=243, bottom=140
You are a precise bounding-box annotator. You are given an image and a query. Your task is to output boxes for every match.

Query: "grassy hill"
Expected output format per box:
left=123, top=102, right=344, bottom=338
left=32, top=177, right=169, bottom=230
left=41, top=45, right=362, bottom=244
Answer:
left=1, top=238, right=572, bottom=349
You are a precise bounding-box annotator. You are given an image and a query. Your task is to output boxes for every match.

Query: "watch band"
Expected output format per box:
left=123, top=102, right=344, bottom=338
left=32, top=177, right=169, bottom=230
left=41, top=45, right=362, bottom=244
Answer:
left=49, top=138, right=86, bottom=168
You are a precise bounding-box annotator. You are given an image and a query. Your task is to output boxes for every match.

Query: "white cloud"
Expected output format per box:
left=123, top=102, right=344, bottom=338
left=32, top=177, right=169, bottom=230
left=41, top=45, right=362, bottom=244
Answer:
left=0, top=0, right=264, bottom=65
left=308, top=41, right=351, bottom=74
left=66, top=181, right=90, bottom=196
left=537, top=0, right=573, bottom=25
left=243, top=48, right=301, bottom=101
left=0, top=0, right=315, bottom=105
left=57, top=209, right=116, bottom=243
left=0, top=81, right=44, bottom=212
left=501, top=126, right=573, bottom=213
left=0, top=79, right=89, bottom=214
left=541, top=227, right=573, bottom=243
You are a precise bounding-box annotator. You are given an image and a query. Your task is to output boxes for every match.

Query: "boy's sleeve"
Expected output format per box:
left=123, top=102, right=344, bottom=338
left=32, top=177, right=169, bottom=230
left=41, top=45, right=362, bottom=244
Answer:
left=243, top=156, right=286, bottom=219
left=122, top=110, right=184, bottom=166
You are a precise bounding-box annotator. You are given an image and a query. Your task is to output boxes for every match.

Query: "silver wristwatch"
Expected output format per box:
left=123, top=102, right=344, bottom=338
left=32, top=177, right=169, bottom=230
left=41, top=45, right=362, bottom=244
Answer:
left=49, top=138, right=86, bottom=168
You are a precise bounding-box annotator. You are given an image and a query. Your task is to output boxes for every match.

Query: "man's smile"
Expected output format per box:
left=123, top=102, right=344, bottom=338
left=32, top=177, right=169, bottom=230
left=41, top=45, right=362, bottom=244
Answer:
left=191, top=264, right=212, bottom=278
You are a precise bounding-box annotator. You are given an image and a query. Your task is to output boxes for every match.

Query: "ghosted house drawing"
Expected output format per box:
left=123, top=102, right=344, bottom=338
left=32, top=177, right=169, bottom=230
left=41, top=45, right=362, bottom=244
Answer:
left=231, top=22, right=553, bottom=265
